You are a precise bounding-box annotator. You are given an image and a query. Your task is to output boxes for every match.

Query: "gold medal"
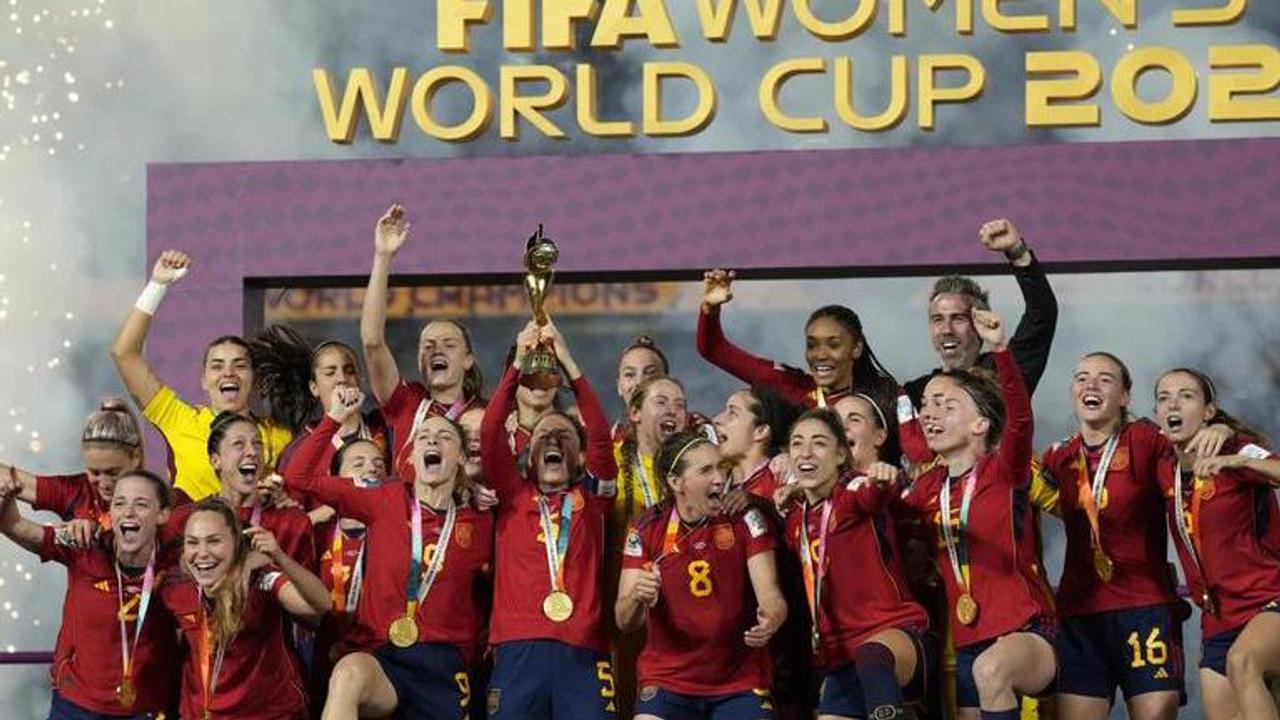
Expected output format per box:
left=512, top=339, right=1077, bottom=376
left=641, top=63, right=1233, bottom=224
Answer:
left=1200, top=478, right=1216, bottom=500
left=955, top=593, right=979, bottom=625
left=117, top=678, right=136, bottom=709
left=542, top=590, right=575, bottom=622
left=1093, top=549, right=1115, bottom=582
left=388, top=615, right=419, bottom=647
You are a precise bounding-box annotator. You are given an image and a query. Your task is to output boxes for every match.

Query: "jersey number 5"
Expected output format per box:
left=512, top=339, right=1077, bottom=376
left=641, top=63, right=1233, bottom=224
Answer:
left=688, top=560, right=713, bottom=598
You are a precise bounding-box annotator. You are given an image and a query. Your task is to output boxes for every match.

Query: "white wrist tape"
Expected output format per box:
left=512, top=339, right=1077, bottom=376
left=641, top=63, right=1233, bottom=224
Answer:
left=133, top=281, right=169, bottom=316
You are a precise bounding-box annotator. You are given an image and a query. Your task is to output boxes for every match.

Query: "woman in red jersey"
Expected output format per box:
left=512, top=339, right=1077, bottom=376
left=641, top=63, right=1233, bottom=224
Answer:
left=712, top=387, right=801, bottom=503
left=697, top=270, right=925, bottom=466
left=480, top=320, right=620, bottom=719
left=780, top=408, right=932, bottom=720
left=617, top=431, right=788, bottom=719
left=360, top=204, right=484, bottom=476
left=1, top=470, right=177, bottom=720
left=898, top=309, right=1056, bottom=720
left=162, top=498, right=331, bottom=720
left=614, top=336, right=670, bottom=440
left=1, top=399, right=143, bottom=528
left=1152, top=368, right=1280, bottom=720
left=1041, top=353, right=1233, bottom=720
left=287, top=405, right=494, bottom=720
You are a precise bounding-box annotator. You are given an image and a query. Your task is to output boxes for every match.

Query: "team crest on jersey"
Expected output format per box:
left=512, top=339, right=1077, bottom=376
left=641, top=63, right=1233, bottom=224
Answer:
left=487, top=688, right=501, bottom=714
left=744, top=509, right=768, bottom=538
left=639, top=686, right=659, bottom=702
left=624, top=530, right=644, bottom=558
left=572, top=490, right=586, bottom=511
left=714, top=525, right=735, bottom=550
left=1110, top=447, right=1130, bottom=471
left=455, top=523, right=473, bottom=549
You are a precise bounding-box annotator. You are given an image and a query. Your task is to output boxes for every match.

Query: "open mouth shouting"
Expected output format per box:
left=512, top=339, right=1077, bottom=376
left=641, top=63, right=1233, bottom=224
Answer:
left=657, top=418, right=680, bottom=440
left=427, top=355, right=450, bottom=376
left=422, top=449, right=443, bottom=469
left=218, top=380, right=242, bottom=404
left=1080, top=392, right=1104, bottom=411
left=117, top=519, right=142, bottom=544
left=1164, top=414, right=1184, bottom=435
left=237, top=461, right=259, bottom=485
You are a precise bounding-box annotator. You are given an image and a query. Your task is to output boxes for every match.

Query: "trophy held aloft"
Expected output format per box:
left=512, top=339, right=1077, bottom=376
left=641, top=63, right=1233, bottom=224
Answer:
left=519, top=224, right=562, bottom=390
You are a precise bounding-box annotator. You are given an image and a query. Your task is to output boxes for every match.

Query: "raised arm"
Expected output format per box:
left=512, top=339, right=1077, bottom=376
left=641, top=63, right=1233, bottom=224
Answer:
left=544, top=320, right=618, bottom=484
left=973, top=309, right=1033, bottom=484
left=361, top=204, right=410, bottom=405
left=480, top=356, right=524, bottom=501
left=246, top=526, right=332, bottom=621
left=109, top=251, right=190, bottom=409
left=0, top=463, right=38, bottom=506
left=0, top=496, right=48, bottom=556
left=696, top=269, right=811, bottom=404
left=980, top=219, right=1057, bottom=395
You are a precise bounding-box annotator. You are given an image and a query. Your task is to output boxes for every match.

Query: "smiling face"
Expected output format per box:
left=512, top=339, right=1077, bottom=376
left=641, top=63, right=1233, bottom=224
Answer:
left=1155, top=371, right=1215, bottom=445
left=667, top=443, right=726, bottom=520
left=530, top=413, right=582, bottom=489
left=183, top=510, right=239, bottom=590
left=337, top=440, right=386, bottom=487
left=831, top=395, right=886, bottom=467
left=83, top=443, right=142, bottom=505
left=617, top=346, right=665, bottom=405
left=805, top=316, right=860, bottom=391
left=1072, top=354, right=1130, bottom=430
left=417, top=321, right=474, bottom=396
left=630, top=379, right=688, bottom=451
left=789, top=417, right=848, bottom=499
left=310, top=344, right=361, bottom=405
left=457, top=406, right=484, bottom=482
left=928, top=293, right=982, bottom=371
left=411, top=416, right=465, bottom=490
left=919, top=375, right=987, bottom=455
left=201, top=341, right=254, bottom=414
left=209, top=420, right=264, bottom=498
left=110, top=474, right=169, bottom=561
left=712, top=390, right=767, bottom=463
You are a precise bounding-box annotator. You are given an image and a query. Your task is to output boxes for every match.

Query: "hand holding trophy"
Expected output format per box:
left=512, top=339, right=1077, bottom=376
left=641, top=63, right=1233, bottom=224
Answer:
left=519, top=224, right=562, bottom=390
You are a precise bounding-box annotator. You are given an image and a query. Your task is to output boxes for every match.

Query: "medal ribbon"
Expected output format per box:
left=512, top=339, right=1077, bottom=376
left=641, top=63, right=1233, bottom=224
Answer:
left=114, top=546, right=156, bottom=691
left=632, top=458, right=656, bottom=509
left=248, top=501, right=263, bottom=529
left=798, top=499, right=833, bottom=635
left=199, top=591, right=229, bottom=718
left=412, top=498, right=457, bottom=607
left=1076, top=435, right=1119, bottom=557
left=653, top=506, right=705, bottom=567
left=814, top=386, right=827, bottom=409
left=940, top=468, right=977, bottom=595
left=1173, top=461, right=1212, bottom=603
left=537, top=491, right=575, bottom=593
left=329, top=525, right=366, bottom=613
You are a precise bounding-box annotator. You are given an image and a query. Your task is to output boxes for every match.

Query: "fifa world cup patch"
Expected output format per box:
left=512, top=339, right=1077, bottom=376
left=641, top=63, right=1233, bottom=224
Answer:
left=744, top=508, right=768, bottom=539
left=624, top=529, right=644, bottom=557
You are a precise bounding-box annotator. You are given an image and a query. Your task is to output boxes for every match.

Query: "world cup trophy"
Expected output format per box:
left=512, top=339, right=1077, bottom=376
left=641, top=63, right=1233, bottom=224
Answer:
left=520, top=224, right=562, bottom=390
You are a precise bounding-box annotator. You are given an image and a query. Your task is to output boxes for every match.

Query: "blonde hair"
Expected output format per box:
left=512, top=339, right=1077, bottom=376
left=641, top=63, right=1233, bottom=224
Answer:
left=187, top=499, right=250, bottom=647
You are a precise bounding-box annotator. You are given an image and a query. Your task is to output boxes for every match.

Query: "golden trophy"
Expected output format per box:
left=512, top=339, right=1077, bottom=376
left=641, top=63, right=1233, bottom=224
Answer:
left=520, top=224, right=562, bottom=390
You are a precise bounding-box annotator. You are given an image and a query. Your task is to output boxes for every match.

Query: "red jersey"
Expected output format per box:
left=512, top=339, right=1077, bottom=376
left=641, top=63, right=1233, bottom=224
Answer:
left=35, top=473, right=109, bottom=528
left=164, top=502, right=317, bottom=572
left=898, top=351, right=1055, bottom=648
left=162, top=572, right=307, bottom=720
left=382, top=379, right=483, bottom=478
left=622, top=506, right=776, bottom=696
left=482, top=367, right=617, bottom=652
left=285, top=468, right=494, bottom=660
left=737, top=463, right=779, bottom=501
left=696, top=306, right=931, bottom=465
left=39, top=529, right=178, bottom=715
left=1041, top=419, right=1179, bottom=616
left=1157, top=436, right=1280, bottom=637
left=783, top=477, right=929, bottom=669
left=277, top=410, right=390, bottom=491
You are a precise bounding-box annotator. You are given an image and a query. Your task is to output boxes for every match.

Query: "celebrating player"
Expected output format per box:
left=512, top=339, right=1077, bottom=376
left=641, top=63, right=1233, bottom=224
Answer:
left=162, top=498, right=331, bottom=719
left=614, top=336, right=670, bottom=439
left=110, top=250, right=292, bottom=502
left=359, top=204, right=484, bottom=476
left=898, top=309, right=1057, bottom=720
left=617, top=431, right=787, bottom=719
left=712, top=387, right=801, bottom=501
left=480, top=320, right=620, bottom=719
left=286, top=405, right=494, bottom=719
left=1, top=470, right=178, bottom=718
left=1153, top=368, right=1280, bottom=720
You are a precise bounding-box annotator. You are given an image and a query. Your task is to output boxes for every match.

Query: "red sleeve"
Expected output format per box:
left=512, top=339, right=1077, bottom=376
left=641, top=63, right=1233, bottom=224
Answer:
left=894, top=390, right=933, bottom=466
left=570, top=374, right=619, bottom=488
left=1229, top=437, right=1277, bottom=486
left=841, top=477, right=894, bottom=515
left=37, top=525, right=71, bottom=565
left=382, top=379, right=425, bottom=419
left=284, top=470, right=385, bottom=525
left=278, top=422, right=336, bottom=484
left=696, top=306, right=812, bottom=406
left=480, top=366, right=524, bottom=503
left=280, top=513, right=318, bottom=572
left=620, top=522, right=653, bottom=570
left=993, top=350, right=1033, bottom=487
left=33, top=474, right=85, bottom=518
left=740, top=509, right=775, bottom=558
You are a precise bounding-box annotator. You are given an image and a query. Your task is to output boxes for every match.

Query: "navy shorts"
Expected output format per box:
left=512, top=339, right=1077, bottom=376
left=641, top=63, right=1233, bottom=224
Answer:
left=956, top=622, right=1057, bottom=710
left=1057, top=604, right=1185, bottom=702
left=47, top=692, right=156, bottom=720
left=817, top=628, right=935, bottom=719
left=634, top=685, right=773, bottom=720
left=1200, top=601, right=1280, bottom=675
left=373, top=642, right=470, bottom=720
left=487, top=640, right=617, bottom=720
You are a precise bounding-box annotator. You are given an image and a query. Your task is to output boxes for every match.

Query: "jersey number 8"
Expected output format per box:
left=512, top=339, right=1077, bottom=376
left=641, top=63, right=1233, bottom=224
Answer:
left=688, top=560, right=713, bottom=598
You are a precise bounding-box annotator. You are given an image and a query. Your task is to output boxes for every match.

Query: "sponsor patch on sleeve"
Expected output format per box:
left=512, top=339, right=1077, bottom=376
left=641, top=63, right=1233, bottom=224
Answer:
left=1239, top=443, right=1272, bottom=460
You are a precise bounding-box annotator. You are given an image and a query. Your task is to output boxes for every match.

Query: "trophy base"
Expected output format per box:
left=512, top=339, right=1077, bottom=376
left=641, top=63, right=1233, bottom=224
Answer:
left=519, top=345, right=562, bottom=390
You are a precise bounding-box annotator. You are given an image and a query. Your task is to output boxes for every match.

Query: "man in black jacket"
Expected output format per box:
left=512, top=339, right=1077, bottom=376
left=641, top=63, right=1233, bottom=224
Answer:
left=904, top=218, right=1058, bottom=407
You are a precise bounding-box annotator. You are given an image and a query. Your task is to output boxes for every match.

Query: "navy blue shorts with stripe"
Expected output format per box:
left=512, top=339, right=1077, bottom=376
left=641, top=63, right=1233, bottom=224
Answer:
left=1057, top=604, right=1185, bottom=702
left=956, top=622, right=1057, bottom=710
left=373, top=642, right=470, bottom=720
left=487, top=640, right=617, bottom=720
left=817, top=627, right=935, bottom=719
left=1201, top=601, right=1280, bottom=676
left=634, top=685, right=773, bottom=720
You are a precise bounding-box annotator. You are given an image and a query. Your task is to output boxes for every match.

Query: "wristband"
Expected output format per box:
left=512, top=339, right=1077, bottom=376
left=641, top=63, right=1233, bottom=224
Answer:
left=1003, top=241, right=1030, bottom=263
left=133, top=281, right=168, bottom=316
